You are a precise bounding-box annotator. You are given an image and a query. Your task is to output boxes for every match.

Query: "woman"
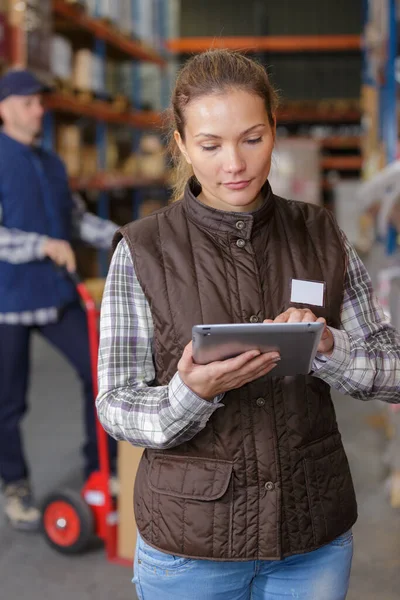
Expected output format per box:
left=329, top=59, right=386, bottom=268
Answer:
left=97, top=50, right=400, bottom=600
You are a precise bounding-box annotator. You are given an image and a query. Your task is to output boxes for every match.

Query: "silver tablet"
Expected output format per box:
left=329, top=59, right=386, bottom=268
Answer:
left=192, top=322, right=324, bottom=377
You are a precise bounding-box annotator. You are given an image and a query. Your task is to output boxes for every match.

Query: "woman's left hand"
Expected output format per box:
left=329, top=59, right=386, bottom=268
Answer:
left=264, top=307, right=334, bottom=357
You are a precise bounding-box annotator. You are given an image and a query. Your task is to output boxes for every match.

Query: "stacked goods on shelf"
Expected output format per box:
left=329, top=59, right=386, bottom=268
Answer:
left=72, top=48, right=93, bottom=93
left=56, top=124, right=81, bottom=178
left=80, top=145, right=97, bottom=178
left=136, top=134, right=166, bottom=179
left=119, top=133, right=167, bottom=181
left=105, top=129, right=119, bottom=173
left=59, top=124, right=168, bottom=185
left=105, top=58, right=117, bottom=98
left=0, top=0, right=8, bottom=65
left=140, top=63, right=162, bottom=111
left=269, top=138, right=321, bottom=206
left=50, top=35, right=73, bottom=84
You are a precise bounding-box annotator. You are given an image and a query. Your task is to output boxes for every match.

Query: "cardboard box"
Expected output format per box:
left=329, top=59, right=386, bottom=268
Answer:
left=57, top=125, right=81, bottom=178
left=117, top=442, right=143, bottom=562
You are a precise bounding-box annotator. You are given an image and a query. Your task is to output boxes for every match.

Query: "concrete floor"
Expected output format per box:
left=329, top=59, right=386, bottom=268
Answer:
left=1, top=332, right=400, bottom=599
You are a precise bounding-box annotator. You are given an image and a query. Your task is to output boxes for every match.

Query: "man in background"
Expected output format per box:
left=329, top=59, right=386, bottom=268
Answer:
left=0, top=70, right=118, bottom=531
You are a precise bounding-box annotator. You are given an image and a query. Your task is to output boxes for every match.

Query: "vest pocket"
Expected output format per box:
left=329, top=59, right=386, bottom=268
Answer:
left=148, top=454, right=233, bottom=500
left=147, top=454, right=234, bottom=557
left=303, top=444, right=357, bottom=547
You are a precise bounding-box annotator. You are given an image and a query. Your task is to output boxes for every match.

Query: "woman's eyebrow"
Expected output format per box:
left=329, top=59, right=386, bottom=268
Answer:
left=194, top=124, right=266, bottom=139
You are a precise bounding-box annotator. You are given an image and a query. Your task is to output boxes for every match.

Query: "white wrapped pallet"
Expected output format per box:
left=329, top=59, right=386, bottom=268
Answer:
left=117, top=0, right=133, bottom=36
left=269, top=138, right=321, bottom=206
left=140, top=63, right=162, bottom=111
left=167, top=0, right=181, bottom=39
left=92, top=53, right=104, bottom=94
left=73, top=49, right=93, bottom=91
left=136, top=0, right=154, bottom=44
left=85, top=0, right=96, bottom=17
left=98, top=0, right=118, bottom=25
left=117, top=61, right=133, bottom=99
left=333, top=180, right=362, bottom=247
left=50, top=35, right=73, bottom=81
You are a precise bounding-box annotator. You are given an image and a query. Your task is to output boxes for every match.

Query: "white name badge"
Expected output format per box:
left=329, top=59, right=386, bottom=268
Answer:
left=290, top=279, right=325, bottom=307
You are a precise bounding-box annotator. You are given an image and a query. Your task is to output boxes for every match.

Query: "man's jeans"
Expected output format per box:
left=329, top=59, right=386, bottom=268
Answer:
left=133, top=530, right=353, bottom=600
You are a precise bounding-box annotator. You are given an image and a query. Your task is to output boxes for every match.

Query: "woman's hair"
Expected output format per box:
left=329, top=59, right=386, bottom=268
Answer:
left=166, top=49, right=278, bottom=202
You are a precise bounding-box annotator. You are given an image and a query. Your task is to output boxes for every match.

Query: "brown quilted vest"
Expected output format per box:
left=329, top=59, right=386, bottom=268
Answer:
left=115, top=179, right=357, bottom=561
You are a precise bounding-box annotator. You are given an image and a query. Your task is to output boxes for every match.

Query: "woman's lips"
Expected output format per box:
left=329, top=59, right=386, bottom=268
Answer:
left=222, top=180, right=252, bottom=190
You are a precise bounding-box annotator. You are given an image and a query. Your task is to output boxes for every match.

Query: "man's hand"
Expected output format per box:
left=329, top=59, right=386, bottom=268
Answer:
left=41, top=238, right=76, bottom=273
left=178, top=342, right=281, bottom=401
left=264, top=307, right=334, bottom=357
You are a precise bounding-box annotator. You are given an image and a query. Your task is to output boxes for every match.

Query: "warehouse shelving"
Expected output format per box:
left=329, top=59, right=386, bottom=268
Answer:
left=44, top=92, right=162, bottom=128
left=277, top=106, right=361, bottom=124
left=166, top=34, right=361, bottom=53
left=52, top=0, right=166, bottom=65
left=69, top=173, right=168, bottom=192
left=169, top=27, right=363, bottom=205
left=320, top=136, right=361, bottom=149
left=8, top=1, right=170, bottom=277
left=320, top=156, right=363, bottom=170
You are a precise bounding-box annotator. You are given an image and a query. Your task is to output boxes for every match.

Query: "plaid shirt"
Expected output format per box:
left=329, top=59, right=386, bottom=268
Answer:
left=0, top=194, right=118, bottom=325
left=97, top=234, right=400, bottom=450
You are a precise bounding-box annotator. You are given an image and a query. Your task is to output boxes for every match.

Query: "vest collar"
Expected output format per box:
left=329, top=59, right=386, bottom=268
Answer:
left=183, top=177, right=274, bottom=239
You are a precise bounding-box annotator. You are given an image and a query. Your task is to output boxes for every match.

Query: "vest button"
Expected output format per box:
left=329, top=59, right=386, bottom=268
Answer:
left=250, top=315, right=259, bottom=323
left=236, top=220, right=245, bottom=230
left=236, top=239, right=246, bottom=248
left=265, top=481, right=275, bottom=492
left=256, top=397, right=265, bottom=407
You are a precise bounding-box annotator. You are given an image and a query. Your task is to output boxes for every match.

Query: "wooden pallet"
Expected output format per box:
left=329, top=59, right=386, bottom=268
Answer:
left=109, top=94, right=131, bottom=113
left=54, top=77, right=74, bottom=96
left=74, top=88, right=95, bottom=104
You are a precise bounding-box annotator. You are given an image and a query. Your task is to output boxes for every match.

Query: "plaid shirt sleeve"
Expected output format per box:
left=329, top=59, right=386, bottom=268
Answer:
left=312, top=232, right=400, bottom=403
left=71, top=193, right=118, bottom=250
left=96, top=238, right=223, bottom=449
left=0, top=225, right=47, bottom=263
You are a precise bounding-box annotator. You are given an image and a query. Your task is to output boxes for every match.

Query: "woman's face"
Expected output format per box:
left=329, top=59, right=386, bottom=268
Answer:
left=175, top=89, right=275, bottom=212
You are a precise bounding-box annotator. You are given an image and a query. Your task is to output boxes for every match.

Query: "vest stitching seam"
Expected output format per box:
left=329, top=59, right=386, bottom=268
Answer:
left=180, top=459, right=189, bottom=554
left=229, top=475, right=234, bottom=558
left=328, top=450, right=343, bottom=521
left=182, top=498, right=187, bottom=555
left=247, top=387, right=262, bottom=557
left=315, top=458, right=329, bottom=537
left=211, top=462, right=218, bottom=558
left=186, top=221, right=205, bottom=323
left=267, top=390, right=282, bottom=558
left=154, top=456, right=164, bottom=546
left=237, top=399, right=249, bottom=555
left=211, top=399, right=217, bottom=557
left=220, top=242, right=235, bottom=320
left=279, top=388, right=301, bottom=553
left=248, top=238, right=264, bottom=317
left=156, top=215, right=181, bottom=354
left=303, top=458, right=317, bottom=545
left=231, top=244, right=245, bottom=323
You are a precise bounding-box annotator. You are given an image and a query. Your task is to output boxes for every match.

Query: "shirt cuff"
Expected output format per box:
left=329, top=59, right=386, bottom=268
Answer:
left=312, top=327, right=351, bottom=376
left=35, top=235, right=49, bottom=260
left=168, top=372, right=224, bottom=423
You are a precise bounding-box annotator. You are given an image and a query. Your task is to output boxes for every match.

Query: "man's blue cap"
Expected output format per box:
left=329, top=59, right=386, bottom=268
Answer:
left=0, top=70, right=52, bottom=102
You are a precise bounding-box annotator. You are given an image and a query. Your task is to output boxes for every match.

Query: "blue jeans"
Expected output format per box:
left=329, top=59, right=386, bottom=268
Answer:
left=133, top=531, right=353, bottom=600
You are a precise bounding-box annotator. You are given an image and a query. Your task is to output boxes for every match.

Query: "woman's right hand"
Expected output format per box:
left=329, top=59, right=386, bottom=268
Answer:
left=178, top=342, right=280, bottom=401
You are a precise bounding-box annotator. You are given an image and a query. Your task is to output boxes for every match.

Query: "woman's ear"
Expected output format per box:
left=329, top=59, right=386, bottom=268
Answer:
left=174, top=130, right=192, bottom=165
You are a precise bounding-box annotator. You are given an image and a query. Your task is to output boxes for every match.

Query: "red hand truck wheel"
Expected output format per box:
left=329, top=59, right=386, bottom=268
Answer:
left=41, top=489, right=94, bottom=554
